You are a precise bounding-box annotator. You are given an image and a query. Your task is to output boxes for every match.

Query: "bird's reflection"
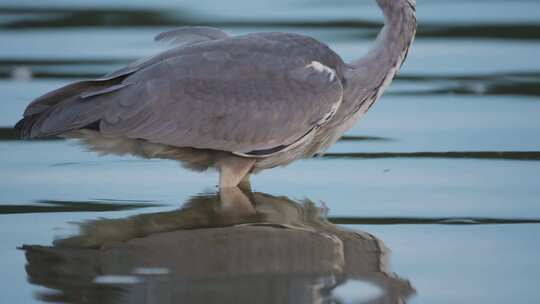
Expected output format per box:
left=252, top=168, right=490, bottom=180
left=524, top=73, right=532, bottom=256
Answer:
left=22, top=188, right=415, bottom=304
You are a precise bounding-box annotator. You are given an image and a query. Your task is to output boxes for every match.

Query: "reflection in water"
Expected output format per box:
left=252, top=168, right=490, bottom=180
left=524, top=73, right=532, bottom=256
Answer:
left=22, top=188, right=414, bottom=303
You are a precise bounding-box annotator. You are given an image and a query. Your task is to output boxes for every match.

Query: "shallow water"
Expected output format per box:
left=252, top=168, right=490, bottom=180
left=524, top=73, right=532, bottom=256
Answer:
left=1, top=0, right=540, bottom=303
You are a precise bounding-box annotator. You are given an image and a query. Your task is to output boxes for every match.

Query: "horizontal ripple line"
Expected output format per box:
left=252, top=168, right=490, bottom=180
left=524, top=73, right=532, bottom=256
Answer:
left=0, top=127, right=59, bottom=140
left=4, top=68, right=540, bottom=98
left=1, top=8, right=540, bottom=40
left=0, top=200, right=162, bottom=214
left=322, top=151, right=540, bottom=161
left=328, top=216, right=540, bottom=225
left=3, top=127, right=539, bottom=161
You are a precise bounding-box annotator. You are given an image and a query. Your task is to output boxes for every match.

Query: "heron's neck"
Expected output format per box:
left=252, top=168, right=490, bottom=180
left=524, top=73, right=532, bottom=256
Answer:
left=350, top=0, right=416, bottom=85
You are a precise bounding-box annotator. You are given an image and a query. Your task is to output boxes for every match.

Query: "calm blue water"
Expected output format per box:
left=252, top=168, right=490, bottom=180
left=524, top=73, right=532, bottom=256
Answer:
left=1, top=0, right=540, bottom=303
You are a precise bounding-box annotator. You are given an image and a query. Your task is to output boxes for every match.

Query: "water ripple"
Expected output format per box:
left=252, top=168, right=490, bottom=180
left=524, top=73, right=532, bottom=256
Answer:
left=330, top=216, right=540, bottom=225
left=323, top=151, right=540, bottom=161
left=0, top=199, right=162, bottom=214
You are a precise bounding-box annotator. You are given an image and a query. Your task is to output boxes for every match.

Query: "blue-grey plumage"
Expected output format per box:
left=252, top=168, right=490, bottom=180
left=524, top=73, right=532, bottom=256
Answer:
left=16, top=0, right=416, bottom=188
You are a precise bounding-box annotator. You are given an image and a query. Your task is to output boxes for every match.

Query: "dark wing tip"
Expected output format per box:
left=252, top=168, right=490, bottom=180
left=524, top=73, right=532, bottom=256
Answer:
left=14, top=118, right=24, bottom=130
left=14, top=115, right=40, bottom=139
left=14, top=117, right=30, bottom=139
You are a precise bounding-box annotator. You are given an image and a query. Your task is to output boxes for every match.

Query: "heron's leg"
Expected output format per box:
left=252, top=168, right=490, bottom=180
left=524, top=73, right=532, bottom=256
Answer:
left=217, top=154, right=255, bottom=188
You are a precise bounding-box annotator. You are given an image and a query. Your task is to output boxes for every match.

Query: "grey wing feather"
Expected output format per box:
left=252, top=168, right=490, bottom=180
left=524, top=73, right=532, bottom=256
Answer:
left=19, top=33, right=344, bottom=154
left=154, top=26, right=230, bottom=46
left=80, top=83, right=131, bottom=99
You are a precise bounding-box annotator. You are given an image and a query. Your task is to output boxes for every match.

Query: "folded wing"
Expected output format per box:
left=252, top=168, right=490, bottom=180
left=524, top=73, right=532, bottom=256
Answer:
left=18, top=33, right=344, bottom=155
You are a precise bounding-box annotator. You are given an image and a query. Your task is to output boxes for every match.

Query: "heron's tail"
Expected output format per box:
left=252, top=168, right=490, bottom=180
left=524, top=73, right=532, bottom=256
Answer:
left=16, top=71, right=135, bottom=139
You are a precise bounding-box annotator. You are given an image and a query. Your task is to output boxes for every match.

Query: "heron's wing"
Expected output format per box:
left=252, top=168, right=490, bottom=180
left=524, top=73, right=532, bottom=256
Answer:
left=24, top=34, right=344, bottom=154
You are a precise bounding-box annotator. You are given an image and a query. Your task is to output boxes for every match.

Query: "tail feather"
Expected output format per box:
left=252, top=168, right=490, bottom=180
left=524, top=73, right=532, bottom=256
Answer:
left=16, top=92, right=97, bottom=139
left=16, top=71, right=135, bottom=139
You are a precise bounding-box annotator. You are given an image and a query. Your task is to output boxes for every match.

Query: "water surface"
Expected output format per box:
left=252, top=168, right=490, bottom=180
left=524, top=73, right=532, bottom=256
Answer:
left=1, top=0, right=540, bottom=303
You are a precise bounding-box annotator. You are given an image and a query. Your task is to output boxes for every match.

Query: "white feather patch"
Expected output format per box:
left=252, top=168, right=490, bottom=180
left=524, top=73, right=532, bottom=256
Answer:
left=306, top=61, right=336, bottom=81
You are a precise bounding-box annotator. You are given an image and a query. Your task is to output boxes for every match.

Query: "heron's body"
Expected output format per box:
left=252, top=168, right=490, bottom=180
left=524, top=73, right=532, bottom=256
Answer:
left=16, top=0, right=416, bottom=188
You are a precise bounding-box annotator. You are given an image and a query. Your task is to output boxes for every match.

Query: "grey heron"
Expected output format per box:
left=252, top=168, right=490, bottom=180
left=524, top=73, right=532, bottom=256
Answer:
left=16, top=0, right=417, bottom=188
